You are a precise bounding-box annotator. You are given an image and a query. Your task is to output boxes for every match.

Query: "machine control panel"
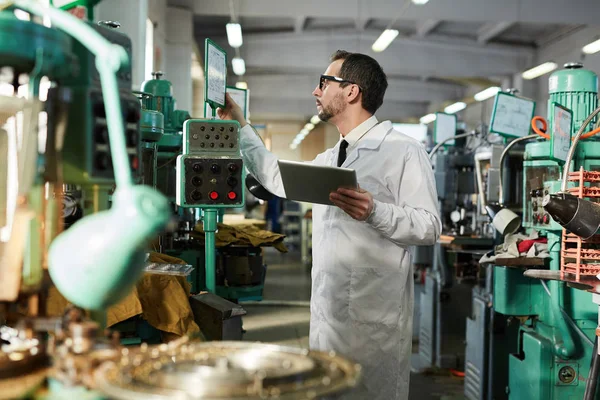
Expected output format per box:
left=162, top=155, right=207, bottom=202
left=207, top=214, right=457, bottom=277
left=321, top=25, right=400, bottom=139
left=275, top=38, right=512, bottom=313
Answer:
left=176, top=119, right=244, bottom=208
left=530, top=187, right=551, bottom=225
left=183, top=120, right=240, bottom=154
left=524, top=180, right=563, bottom=231
left=176, top=157, right=243, bottom=206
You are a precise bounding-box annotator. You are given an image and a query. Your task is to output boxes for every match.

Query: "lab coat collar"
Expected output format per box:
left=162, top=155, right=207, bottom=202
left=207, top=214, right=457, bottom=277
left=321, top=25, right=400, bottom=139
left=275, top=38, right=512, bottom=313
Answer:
left=341, top=120, right=393, bottom=168
left=341, top=115, right=378, bottom=148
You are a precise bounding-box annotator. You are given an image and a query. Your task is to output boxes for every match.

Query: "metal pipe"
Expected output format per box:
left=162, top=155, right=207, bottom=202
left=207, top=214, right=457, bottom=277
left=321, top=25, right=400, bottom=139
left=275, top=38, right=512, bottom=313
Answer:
left=203, top=209, right=218, bottom=293
left=498, top=134, right=538, bottom=205
left=561, top=105, right=600, bottom=192
left=584, top=336, right=600, bottom=400
left=428, top=131, right=477, bottom=160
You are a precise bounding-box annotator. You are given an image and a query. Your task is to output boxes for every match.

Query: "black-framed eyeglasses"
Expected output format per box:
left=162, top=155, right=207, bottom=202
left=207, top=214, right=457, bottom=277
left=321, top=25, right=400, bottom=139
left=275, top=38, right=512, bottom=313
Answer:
left=319, top=75, right=362, bottom=91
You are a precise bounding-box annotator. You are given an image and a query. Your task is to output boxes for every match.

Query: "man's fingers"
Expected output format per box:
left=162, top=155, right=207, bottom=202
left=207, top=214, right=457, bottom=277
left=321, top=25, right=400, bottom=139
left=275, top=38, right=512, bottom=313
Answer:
left=331, top=193, right=362, bottom=208
left=336, top=187, right=366, bottom=199
left=330, top=196, right=364, bottom=217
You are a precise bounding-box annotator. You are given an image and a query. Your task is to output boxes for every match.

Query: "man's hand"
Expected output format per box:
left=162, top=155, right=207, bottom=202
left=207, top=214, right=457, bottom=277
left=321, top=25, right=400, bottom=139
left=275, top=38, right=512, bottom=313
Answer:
left=217, top=93, right=247, bottom=127
left=329, top=187, right=374, bottom=221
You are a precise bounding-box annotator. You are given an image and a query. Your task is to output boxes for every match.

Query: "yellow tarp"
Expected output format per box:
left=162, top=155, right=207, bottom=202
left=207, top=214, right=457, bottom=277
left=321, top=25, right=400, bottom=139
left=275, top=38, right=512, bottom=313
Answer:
left=193, top=223, right=288, bottom=253
left=47, top=252, right=200, bottom=338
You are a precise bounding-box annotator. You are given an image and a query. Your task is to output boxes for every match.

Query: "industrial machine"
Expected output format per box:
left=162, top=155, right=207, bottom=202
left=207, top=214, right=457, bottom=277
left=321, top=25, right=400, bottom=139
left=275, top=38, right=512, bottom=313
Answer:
left=469, top=63, right=600, bottom=400
left=0, top=2, right=360, bottom=398
left=415, top=118, right=496, bottom=372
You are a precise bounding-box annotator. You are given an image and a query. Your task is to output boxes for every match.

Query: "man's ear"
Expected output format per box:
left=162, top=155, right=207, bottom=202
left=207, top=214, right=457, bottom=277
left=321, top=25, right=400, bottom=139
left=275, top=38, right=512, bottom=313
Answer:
left=347, top=85, right=361, bottom=103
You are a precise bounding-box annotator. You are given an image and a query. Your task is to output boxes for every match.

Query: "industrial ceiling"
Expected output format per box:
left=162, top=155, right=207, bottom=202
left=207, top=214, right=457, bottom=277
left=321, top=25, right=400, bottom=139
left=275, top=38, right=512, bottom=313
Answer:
left=172, top=0, right=599, bottom=122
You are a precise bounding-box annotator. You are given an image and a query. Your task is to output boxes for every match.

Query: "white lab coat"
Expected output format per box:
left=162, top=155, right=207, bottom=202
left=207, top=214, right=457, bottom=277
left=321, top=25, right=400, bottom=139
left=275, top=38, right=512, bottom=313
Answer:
left=240, top=121, right=441, bottom=400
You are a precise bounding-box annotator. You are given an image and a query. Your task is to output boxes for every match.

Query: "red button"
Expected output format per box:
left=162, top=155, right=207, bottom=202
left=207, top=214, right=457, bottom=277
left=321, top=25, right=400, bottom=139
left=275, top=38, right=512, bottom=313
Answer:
left=131, top=156, right=139, bottom=170
left=209, top=191, right=219, bottom=200
left=228, top=191, right=237, bottom=200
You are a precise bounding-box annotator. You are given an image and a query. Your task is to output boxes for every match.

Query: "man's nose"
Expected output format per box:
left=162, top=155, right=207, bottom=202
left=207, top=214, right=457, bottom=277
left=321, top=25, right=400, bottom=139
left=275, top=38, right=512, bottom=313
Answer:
left=312, top=86, right=321, bottom=97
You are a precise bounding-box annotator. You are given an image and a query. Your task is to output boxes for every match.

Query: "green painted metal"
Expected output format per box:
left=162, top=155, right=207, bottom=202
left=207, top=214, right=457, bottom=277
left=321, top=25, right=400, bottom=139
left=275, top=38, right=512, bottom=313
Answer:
left=140, top=73, right=190, bottom=137
left=43, top=378, right=106, bottom=400
left=203, top=209, right=218, bottom=293
left=0, top=12, right=75, bottom=78
left=49, top=0, right=101, bottom=21
left=140, top=109, right=164, bottom=142
left=493, top=266, right=545, bottom=316
left=549, top=64, right=598, bottom=139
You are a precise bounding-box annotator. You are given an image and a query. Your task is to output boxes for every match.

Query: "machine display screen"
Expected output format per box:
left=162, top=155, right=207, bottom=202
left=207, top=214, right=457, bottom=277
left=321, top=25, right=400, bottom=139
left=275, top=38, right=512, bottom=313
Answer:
left=204, top=38, right=227, bottom=109
left=550, top=103, right=572, bottom=163
left=490, top=92, right=536, bottom=138
left=434, top=112, right=456, bottom=145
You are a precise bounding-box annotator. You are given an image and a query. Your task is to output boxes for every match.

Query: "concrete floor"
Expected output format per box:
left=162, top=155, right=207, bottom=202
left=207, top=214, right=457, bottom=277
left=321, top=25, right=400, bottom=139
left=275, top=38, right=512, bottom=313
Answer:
left=240, top=248, right=465, bottom=399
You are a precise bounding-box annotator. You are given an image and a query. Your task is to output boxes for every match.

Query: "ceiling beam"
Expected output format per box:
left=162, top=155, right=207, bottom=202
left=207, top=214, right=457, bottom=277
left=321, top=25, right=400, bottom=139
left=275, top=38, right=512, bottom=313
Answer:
left=477, top=21, right=514, bottom=44
left=190, top=0, right=600, bottom=25
left=415, top=19, right=441, bottom=37
left=355, top=17, right=370, bottom=31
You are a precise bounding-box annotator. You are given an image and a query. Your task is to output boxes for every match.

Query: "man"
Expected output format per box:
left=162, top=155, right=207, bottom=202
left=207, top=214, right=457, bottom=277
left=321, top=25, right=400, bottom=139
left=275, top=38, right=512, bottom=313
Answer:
left=218, top=50, right=441, bottom=400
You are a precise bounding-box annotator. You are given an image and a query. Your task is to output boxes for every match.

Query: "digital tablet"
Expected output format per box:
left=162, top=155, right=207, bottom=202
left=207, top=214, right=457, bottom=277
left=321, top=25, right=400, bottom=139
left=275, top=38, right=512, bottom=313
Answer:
left=277, top=160, right=358, bottom=205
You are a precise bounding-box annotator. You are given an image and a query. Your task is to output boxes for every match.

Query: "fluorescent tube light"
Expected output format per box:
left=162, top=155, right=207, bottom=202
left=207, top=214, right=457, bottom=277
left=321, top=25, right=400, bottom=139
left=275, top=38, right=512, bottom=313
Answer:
left=412, top=0, right=429, bottom=4
left=522, top=62, right=558, bottom=80
left=444, top=102, right=467, bottom=114
left=226, top=23, right=243, bottom=48
left=474, top=86, right=500, bottom=101
left=232, top=58, right=246, bottom=76
left=235, top=81, right=248, bottom=89
left=419, top=113, right=436, bottom=124
left=372, top=29, right=399, bottom=53
left=583, top=39, right=600, bottom=55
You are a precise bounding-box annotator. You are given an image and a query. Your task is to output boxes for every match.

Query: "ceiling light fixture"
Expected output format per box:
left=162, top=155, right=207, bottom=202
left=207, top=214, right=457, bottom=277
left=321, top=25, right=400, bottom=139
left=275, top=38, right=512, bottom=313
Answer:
left=522, top=62, right=558, bottom=80
left=372, top=29, right=399, bottom=53
left=419, top=113, right=436, bottom=124
left=232, top=57, right=246, bottom=76
left=474, top=86, right=501, bottom=101
left=583, top=39, right=600, bottom=55
left=226, top=22, right=243, bottom=48
left=444, top=102, right=467, bottom=114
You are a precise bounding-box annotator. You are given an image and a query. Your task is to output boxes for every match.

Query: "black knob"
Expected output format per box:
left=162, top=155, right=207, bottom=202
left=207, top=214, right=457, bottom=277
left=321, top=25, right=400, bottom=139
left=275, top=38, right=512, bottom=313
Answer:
left=192, top=176, right=202, bottom=186
left=192, top=163, right=203, bottom=173
left=200, top=142, right=205, bottom=148
left=229, top=143, right=234, bottom=148
left=227, top=176, right=238, bottom=187
left=219, top=143, right=224, bottom=148
left=220, top=126, right=224, bottom=132
left=95, top=153, right=110, bottom=170
left=210, top=126, right=215, bottom=131
left=191, top=190, right=202, bottom=201
left=201, top=126, right=205, bottom=131
left=210, top=143, right=215, bottom=148
left=228, top=163, right=238, bottom=173
left=211, top=164, right=221, bottom=174
left=229, top=127, right=234, bottom=132
left=95, top=126, right=108, bottom=144
left=205, top=134, right=210, bottom=139
left=215, top=135, right=220, bottom=140
left=225, top=135, right=229, bottom=140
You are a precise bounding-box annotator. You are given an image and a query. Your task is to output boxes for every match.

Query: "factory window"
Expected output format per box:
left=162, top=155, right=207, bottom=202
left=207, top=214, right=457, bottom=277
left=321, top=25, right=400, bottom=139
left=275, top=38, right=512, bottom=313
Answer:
left=145, top=18, right=154, bottom=80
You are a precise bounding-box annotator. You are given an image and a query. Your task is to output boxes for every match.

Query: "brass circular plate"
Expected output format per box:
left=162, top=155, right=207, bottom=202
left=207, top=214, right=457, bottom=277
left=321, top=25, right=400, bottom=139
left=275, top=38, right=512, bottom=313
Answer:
left=94, top=341, right=361, bottom=399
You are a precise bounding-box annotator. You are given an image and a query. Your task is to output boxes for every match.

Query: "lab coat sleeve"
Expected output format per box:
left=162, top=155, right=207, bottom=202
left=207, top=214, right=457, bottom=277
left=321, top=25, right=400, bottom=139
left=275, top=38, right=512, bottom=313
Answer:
left=239, top=124, right=328, bottom=198
left=366, top=144, right=441, bottom=246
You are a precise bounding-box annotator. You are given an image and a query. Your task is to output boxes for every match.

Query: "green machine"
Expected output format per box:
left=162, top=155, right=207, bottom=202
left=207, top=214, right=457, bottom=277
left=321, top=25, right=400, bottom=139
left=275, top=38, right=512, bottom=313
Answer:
left=494, top=63, right=600, bottom=399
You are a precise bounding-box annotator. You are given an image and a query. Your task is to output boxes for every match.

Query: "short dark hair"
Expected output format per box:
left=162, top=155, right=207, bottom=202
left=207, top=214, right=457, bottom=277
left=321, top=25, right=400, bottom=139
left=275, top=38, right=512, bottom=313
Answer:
left=330, top=50, right=388, bottom=115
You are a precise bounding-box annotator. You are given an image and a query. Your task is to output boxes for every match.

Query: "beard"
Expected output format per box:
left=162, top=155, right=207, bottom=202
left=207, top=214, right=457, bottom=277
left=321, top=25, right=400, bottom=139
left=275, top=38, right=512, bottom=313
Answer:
left=318, top=92, right=346, bottom=122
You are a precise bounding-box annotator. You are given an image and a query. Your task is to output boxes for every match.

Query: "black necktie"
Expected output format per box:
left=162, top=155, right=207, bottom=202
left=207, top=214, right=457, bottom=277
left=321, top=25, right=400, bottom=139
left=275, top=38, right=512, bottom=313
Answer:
left=337, top=140, right=349, bottom=167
